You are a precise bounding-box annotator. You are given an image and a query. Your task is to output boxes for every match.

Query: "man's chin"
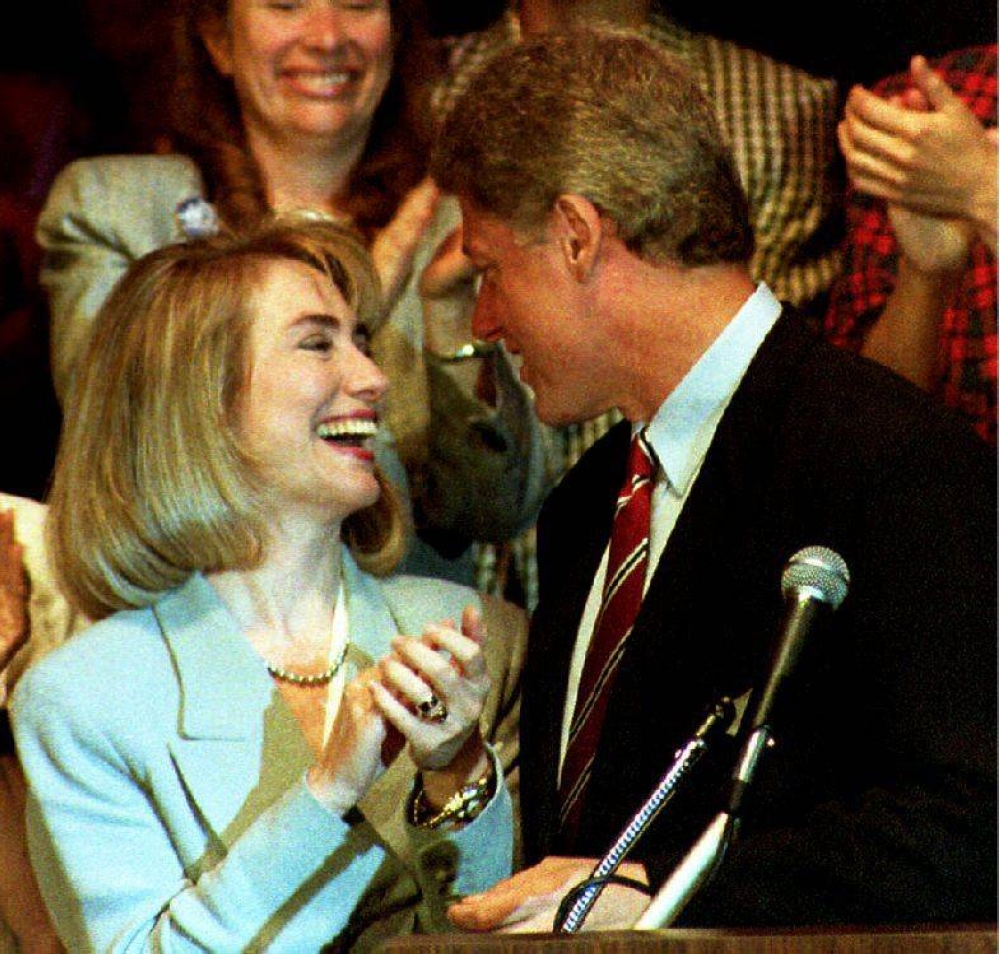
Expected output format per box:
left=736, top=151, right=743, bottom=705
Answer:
left=535, top=395, right=599, bottom=429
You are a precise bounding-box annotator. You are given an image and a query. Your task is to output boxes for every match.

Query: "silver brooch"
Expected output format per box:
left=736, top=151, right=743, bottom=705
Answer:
left=175, top=196, right=219, bottom=239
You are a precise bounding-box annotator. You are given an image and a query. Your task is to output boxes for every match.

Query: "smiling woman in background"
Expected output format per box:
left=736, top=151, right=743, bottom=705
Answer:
left=37, top=0, right=547, bottom=585
left=12, top=216, right=522, bottom=953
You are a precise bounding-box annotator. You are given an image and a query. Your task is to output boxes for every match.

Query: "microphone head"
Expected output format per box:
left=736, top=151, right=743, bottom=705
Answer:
left=781, top=546, right=850, bottom=609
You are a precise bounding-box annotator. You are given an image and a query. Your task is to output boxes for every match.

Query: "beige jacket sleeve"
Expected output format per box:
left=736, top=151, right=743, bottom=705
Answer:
left=478, top=592, right=528, bottom=868
left=36, top=155, right=206, bottom=405
left=0, top=495, right=88, bottom=706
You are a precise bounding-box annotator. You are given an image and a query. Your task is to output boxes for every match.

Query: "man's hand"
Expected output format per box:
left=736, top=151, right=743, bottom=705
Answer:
left=448, top=855, right=650, bottom=933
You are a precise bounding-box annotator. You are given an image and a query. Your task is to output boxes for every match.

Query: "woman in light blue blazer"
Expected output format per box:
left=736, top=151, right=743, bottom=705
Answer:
left=12, top=215, right=522, bottom=953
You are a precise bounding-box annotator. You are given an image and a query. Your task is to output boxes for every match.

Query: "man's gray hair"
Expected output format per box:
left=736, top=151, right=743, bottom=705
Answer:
left=432, top=27, right=753, bottom=267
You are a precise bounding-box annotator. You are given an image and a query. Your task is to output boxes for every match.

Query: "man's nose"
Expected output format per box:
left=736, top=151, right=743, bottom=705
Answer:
left=471, top=288, right=503, bottom=343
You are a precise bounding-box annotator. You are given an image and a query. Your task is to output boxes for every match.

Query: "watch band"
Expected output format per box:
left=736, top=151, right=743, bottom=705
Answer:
left=410, top=764, right=497, bottom=830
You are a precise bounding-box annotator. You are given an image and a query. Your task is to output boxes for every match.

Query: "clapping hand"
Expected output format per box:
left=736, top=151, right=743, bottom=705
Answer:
left=307, top=667, right=399, bottom=815
left=839, top=54, right=998, bottom=263
left=370, top=605, right=491, bottom=775
left=305, top=606, right=491, bottom=815
left=370, top=178, right=441, bottom=311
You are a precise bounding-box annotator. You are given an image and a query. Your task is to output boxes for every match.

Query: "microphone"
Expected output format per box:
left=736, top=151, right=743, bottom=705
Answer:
left=635, top=545, right=850, bottom=930
left=746, top=545, right=850, bottom=733
left=731, top=544, right=850, bottom=817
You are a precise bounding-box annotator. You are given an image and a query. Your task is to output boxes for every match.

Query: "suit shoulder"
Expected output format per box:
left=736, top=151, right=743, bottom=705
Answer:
left=804, top=337, right=991, bottom=459
left=762, top=332, right=996, bottom=528
left=11, top=606, right=168, bottom=721
left=39, top=153, right=210, bottom=267
left=47, top=154, right=203, bottom=199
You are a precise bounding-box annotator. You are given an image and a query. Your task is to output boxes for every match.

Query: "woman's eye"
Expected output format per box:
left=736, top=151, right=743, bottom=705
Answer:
left=301, top=334, right=333, bottom=353
left=353, top=328, right=372, bottom=356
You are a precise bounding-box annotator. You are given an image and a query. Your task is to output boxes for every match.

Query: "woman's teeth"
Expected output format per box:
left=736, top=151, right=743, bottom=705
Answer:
left=293, top=71, right=353, bottom=94
left=316, top=419, right=377, bottom=444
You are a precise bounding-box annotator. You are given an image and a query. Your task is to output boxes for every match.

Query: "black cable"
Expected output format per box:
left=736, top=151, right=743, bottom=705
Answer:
left=552, top=874, right=654, bottom=932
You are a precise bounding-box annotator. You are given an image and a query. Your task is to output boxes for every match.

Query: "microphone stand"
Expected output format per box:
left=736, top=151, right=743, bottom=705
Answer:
left=633, top=723, right=773, bottom=929
left=558, top=698, right=735, bottom=933
left=633, top=545, right=850, bottom=930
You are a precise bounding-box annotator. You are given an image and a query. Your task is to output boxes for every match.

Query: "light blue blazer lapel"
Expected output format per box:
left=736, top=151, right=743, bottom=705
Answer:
left=155, top=574, right=312, bottom=852
left=154, top=559, right=427, bottom=868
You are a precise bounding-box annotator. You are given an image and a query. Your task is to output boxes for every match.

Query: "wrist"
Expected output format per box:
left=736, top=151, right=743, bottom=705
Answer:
left=421, top=732, right=489, bottom=809
left=410, top=757, right=496, bottom=830
left=424, top=340, right=495, bottom=363
left=897, top=251, right=967, bottom=283
left=305, top=766, right=360, bottom=817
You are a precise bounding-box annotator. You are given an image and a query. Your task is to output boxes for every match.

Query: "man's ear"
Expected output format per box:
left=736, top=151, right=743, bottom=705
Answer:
left=199, top=14, right=234, bottom=78
left=552, top=194, right=604, bottom=281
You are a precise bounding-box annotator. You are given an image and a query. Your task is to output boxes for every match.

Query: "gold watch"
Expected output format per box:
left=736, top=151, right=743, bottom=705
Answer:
left=410, top=765, right=497, bottom=830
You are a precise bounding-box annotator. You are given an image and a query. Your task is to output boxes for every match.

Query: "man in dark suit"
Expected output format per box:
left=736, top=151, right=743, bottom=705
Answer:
left=431, top=29, right=997, bottom=931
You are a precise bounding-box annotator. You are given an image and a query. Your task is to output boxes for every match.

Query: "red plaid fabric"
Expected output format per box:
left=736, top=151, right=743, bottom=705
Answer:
left=558, top=431, right=656, bottom=843
left=825, top=45, right=998, bottom=445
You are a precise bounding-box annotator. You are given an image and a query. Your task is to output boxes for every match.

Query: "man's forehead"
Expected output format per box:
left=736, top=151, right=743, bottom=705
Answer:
left=459, top=197, right=540, bottom=258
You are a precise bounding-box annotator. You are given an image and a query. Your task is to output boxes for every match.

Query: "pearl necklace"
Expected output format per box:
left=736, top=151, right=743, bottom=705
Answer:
left=265, top=576, right=350, bottom=688
left=266, top=639, right=349, bottom=686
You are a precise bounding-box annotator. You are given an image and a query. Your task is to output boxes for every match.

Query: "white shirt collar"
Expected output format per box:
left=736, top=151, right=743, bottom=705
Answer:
left=641, top=283, right=782, bottom=495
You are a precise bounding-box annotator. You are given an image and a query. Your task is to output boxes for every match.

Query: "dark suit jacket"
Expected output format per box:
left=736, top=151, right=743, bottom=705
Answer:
left=522, top=311, right=997, bottom=925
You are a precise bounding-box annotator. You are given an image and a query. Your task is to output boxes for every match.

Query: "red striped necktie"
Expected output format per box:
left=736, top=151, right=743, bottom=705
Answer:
left=558, top=429, right=657, bottom=845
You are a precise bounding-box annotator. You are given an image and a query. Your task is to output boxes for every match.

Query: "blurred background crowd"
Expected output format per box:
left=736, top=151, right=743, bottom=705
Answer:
left=0, top=0, right=996, bottom=523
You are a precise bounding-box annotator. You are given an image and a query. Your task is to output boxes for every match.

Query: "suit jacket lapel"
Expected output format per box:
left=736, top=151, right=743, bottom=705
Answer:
left=609, top=308, right=819, bottom=709
left=156, top=561, right=420, bottom=863
left=156, top=574, right=310, bottom=849
left=340, top=554, right=428, bottom=864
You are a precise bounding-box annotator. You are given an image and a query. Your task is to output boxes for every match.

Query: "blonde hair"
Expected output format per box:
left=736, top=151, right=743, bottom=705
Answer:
left=432, top=27, right=753, bottom=267
left=48, top=214, right=407, bottom=620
